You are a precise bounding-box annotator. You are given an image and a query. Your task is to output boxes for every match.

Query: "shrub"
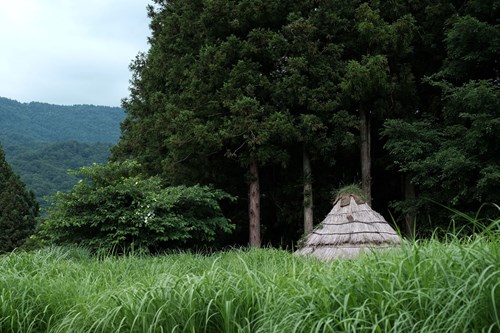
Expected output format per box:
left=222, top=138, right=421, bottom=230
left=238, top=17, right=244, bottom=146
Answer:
left=40, top=161, right=235, bottom=254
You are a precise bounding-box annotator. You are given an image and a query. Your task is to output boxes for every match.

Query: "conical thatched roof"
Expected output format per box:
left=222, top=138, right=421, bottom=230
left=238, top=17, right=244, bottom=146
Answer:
left=296, top=193, right=400, bottom=260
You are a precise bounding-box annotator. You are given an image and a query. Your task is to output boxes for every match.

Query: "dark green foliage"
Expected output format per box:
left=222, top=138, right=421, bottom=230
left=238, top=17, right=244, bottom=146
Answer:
left=112, top=0, right=365, bottom=245
left=439, top=15, right=499, bottom=82
left=382, top=0, right=500, bottom=227
left=383, top=81, right=500, bottom=216
left=111, top=0, right=499, bottom=242
left=41, top=161, right=235, bottom=253
left=0, top=145, right=39, bottom=253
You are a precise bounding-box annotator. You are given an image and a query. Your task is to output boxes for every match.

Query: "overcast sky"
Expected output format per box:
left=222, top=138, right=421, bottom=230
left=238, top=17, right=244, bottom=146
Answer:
left=0, top=0, right=151, bottom=106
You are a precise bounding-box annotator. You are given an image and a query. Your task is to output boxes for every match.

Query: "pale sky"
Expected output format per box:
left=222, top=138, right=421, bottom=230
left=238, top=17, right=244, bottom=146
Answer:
left=0, top=0, right=151, bottom=106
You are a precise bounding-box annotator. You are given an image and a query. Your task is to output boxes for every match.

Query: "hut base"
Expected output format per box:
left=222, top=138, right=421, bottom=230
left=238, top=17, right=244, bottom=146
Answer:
left=296, top=244, right=397, bottom=260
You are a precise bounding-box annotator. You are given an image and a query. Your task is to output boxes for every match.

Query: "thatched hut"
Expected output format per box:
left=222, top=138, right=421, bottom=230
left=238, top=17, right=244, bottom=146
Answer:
left=295, top=192, right=400, bottom=260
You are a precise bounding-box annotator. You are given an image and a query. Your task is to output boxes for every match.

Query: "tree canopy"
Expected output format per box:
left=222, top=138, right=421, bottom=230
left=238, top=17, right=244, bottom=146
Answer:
left=382, top=0, right=500, bottom=227
left=109, top=0, right=499, bottom=245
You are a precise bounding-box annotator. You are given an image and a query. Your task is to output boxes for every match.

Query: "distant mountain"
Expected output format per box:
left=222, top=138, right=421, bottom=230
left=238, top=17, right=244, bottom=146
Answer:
left=0, top=97, right=126, bottom=207
left=0, top=97, right=124, bottom=144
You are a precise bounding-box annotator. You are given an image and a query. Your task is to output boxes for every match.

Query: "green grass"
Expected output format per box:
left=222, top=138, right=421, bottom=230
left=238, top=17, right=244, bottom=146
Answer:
left=1, top=231, right=499, bottom=332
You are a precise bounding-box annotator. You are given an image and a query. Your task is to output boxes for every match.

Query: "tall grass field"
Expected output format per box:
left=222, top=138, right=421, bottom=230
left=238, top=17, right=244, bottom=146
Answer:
left=1, top=231, right=499, bottom=332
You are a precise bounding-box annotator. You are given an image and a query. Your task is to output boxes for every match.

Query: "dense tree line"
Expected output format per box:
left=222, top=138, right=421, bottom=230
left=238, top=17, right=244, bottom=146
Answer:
left=0, top=144, right=38, bottom=253
left=110, top=0, right=499, bottom=247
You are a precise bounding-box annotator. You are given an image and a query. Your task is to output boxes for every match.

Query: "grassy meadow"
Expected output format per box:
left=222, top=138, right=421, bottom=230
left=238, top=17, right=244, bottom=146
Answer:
left=1, top=231, right=499, bottom=333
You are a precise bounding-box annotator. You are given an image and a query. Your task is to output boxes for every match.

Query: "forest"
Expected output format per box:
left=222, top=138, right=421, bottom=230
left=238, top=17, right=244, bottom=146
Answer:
left=0, top=97, right=124, bottom=206
left=108, top=0, right=499, bottom=247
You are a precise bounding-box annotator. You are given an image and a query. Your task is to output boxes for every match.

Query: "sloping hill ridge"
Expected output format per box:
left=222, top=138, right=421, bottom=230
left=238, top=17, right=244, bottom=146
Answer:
left=0, top=97, right=126, bottom=207
left=0, top=97, right=125, bottom=143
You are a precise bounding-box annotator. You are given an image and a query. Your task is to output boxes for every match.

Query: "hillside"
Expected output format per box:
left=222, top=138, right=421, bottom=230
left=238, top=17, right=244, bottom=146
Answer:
left=0, top=97, right=125, bottom=206
left=0, top=97, right=124, bottom=144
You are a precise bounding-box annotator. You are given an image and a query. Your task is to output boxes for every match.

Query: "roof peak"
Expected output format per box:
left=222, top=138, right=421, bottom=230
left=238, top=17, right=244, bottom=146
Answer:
left=334, top=192, right=367, bottom=207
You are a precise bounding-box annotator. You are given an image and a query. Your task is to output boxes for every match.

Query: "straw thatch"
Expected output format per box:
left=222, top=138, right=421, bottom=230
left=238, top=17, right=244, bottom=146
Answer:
left=295, top=193, right=400, bottom=260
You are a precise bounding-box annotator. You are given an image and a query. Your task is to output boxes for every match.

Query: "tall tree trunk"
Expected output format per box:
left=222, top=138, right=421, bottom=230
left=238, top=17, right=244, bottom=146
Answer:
left=403, top=173, right=416, bottom=238
left=303, top=148, right=313, bottom=235
left=360, top=108, right=372, bottom=206
left=248, top=159, right=261, bottom=247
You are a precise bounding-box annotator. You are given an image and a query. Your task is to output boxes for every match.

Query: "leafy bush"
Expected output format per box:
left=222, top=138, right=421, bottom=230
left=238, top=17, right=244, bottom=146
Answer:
left=40, top=161, right=235, bottom=253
